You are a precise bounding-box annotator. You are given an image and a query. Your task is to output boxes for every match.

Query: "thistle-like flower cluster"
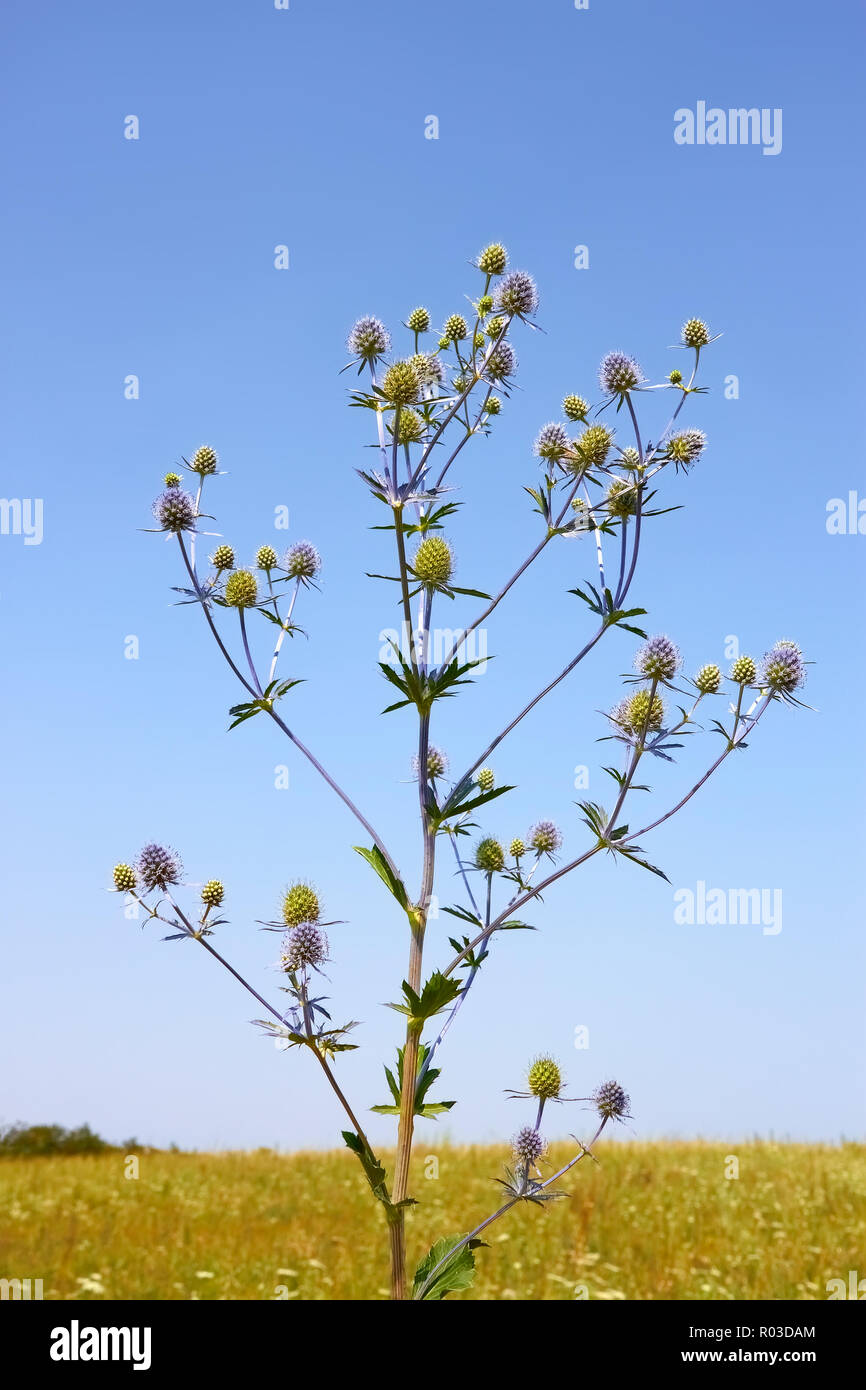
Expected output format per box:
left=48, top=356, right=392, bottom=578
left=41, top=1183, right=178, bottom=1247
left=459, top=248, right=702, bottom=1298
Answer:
left=599, top=351, right=643, bottom=395
left=135, top=843, right=183, bottom=892
left=635, top=635, right=681, bottom=681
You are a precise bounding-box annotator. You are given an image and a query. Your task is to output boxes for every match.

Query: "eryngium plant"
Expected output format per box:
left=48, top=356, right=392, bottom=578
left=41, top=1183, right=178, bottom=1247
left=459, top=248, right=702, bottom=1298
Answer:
left=118, top=245, right=809, bottom=1301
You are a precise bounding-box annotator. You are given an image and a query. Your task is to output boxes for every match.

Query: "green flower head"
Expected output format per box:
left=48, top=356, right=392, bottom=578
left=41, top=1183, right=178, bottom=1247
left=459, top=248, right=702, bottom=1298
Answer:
left=224, top=569, right=258, bottom=608
left=201, top=879, right=224, bottom=908
left=695, top=663, right=722, bottom=695
left=382, top=361, right=420, bottom=406
left=474, top=837, right=505, bottom=874
left=113, top=864, right=136, bottom=893
left=190, top=445, right=219, bottom=475
left=528, top=1056, right=563, bottom=1101
left=413, top=536, right=454, bottom=587
left=477, top=243, right=508, bottom=276
left=282, top=882, right=320, bottom=928
left=406, top=306, right=430, bottom=334
left=730, top=655, right=756, bottom=685
left=256, top=545, right=278, bottom=571
left=210, top=544, right=235, bottom=571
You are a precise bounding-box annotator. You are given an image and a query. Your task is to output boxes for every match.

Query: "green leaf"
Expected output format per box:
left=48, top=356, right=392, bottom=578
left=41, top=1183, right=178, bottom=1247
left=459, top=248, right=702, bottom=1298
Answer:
left=413, top=1235, right=486, bottom=1300
left=353, top=845, right=410, bottom=912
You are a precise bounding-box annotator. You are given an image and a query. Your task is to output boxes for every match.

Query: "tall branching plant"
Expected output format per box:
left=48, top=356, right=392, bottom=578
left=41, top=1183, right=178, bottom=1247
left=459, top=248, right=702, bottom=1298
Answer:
left=113, top=244, right=808, bottom=1300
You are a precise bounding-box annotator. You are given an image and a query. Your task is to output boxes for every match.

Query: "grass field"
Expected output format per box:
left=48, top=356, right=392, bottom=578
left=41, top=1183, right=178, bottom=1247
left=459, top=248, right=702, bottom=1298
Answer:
left=1, top=1141, right=863, bottom=1300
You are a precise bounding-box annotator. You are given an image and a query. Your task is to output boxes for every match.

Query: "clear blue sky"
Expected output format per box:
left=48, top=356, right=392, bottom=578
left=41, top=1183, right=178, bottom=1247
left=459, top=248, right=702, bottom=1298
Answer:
left=1, top=0, right=863, bottom=1152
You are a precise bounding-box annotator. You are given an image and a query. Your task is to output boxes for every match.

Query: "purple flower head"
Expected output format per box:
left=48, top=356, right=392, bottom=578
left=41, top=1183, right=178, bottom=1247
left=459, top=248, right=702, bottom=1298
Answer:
left=285, top=541, right=321, bottom=581
left=635, top=634, right=681, bottom=681
left=759, top=640, right=806, bottom=694
left=152, top=488, right=197, bottom=533
left=136, top=843, right=183, bottom=893
left=495, top=269, right=539, bottom=318
left=281, top=923, right=329, bottom=972
left=533, top=422, right=571, bottom=463
left=412, top=746, right=448, bottom=780
left=484, top=340, right=518, bottom=382
left=512, top=1126, right=547, bottom=1165
left=529, top=821, right=563, bottom=857
left=347, top=316, right=390, bottom=361
left=599, top=351, right=644, bottom=396
left=592, top=1080, right=631, bottom=1121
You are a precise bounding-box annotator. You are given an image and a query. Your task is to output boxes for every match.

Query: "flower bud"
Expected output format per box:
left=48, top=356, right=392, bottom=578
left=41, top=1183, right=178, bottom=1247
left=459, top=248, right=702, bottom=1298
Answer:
left=164, top=472, right=182, bottom=488
left=443, top=314, right=469, bottom=342
left=509, top=837, right=525, bottom=859
left=406, top=306, right=430, bottom=334
left=730, top=655, right=756, bottom=685
left=695, top=663, right=722, bottom=694
left=668, top=369, right=683, bottom=385
left=190, top=445, right=218, bottom=475
left=562, top=394, right=589, bottom=422
left=256, top=545, right=278, bottom=570
left=477, top=243, right=508, bottom=276
left=477, top=294, right=494, bottom=315
left=201, top=880, right=224, bottom=908
left=210, top=544, right=235, bottom=571
left=681, top=318, right=710, bottom=348
left=605, top=479, right=637, bottom=517
left=113, top=864, right=136, bottom=893
left=619, top=446, right=640, bottom=470
left=414, top=746, right=448, bottom=780
left=485, top=396, right=502, bottom=416
left=476, top=767, right=495, bottom=793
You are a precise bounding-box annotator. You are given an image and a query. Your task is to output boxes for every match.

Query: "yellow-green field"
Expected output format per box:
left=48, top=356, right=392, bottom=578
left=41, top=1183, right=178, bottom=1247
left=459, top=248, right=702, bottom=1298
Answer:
left=1, top=1142, right=863, bottom=1300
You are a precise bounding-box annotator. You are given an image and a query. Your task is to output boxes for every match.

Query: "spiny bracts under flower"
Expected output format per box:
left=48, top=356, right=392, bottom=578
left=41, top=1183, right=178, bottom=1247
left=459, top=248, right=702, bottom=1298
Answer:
left=476, top=767, right=495, bottom=793
left=474, top=837, right=505, bottom=874
left=281, top=923, right=328, bottom=972
left=668, top=428, right=706, bottom=466
left=224, top=569, right=258, bottom=608
left=534, top=422, right=571, bottom=463
left=695, top=663, right=722, bottom=695
left=681, top=318, right=710, bottom=348
left=477, top=243, right=508, bottom=276
left=592, top=1080, right=630, bottom=1120
left=164, top=472, right=182, bottom=488
left=562, top=394, right=589, bottom=422
left=136, top=843, right=183, bottom=892
left=413, top=536, right=453, bottom=586
left=512, top=1126, right=547, bottom=1165
left=760, top=640, right=806, bottom=694
left=210, top=544, right=235, bottom=571
left=495, top=269, right=538, bottom=318
left=636, top=635, right=681, bottom=681
left=153, top=488, right=197, bottom=532
left=730, top=655, right=757, bottom=685
left=529, top=821, right=562, bottom=856
left=382, top=361, right=420, bottom=406
left=572, top=423, right=613, bottom=470
left=406, top=307, right=430, bottom=334
left=113, top=864, right=136, bottom=893
left=285, top=541, right=321, bottom=580
left=201, top=880, right=224, bottom=908
left=348, top=316, right=390, bottom=361
left=282, top=882, right=320, bottom=927
left=527, top=1056, right=562, bottom=1100
left=190, top=445, right=218, bottom=475
left=443, top=314, right=468, bottom=342
left=599, top=351, right=643, bottom=395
